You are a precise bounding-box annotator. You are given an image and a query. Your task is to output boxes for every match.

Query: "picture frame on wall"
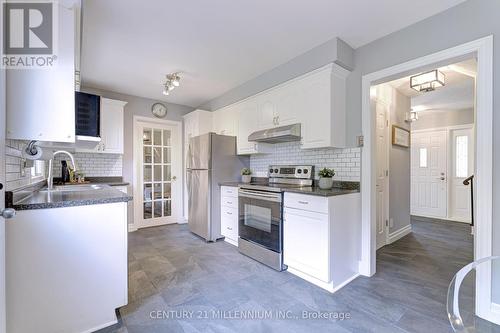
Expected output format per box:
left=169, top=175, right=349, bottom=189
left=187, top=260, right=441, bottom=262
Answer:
left=392, top=125, right=410, bottom=148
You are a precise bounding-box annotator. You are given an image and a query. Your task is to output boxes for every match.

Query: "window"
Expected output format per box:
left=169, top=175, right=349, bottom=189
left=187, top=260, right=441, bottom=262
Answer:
left=419, top=148, right=428, bottom=168
left=30, top=160, right=46, bottom=181
left=456, top=135, right=468, bottom=178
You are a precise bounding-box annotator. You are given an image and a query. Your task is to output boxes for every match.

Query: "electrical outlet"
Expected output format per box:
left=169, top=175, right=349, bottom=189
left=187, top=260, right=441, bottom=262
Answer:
left=389, top=218, right=394, bottom=228
left=357, top=135, right=364, bottom=147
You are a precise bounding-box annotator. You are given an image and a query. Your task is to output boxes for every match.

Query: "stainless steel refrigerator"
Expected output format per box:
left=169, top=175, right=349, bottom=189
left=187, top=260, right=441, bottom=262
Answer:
left=186, top=133, right=249, bottom=241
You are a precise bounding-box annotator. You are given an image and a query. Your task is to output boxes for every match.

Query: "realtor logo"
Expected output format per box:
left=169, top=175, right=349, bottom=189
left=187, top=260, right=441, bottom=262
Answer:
left=2, top=0, right=57, bottom=68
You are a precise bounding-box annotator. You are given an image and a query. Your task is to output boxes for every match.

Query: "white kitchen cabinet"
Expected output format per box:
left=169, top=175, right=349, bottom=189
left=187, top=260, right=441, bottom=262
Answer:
left=212, top=105, right=237, bottom=136
left=283, top=192, right=360, bottom=293
left=257, top=82, right=299, bottom=129
left=299, top=64, right=350, bottom=149
left=220, top=186, right=238, bottom=246
left=6, top=1, right=77, bottom=143
left=75, top=97, right=127, bottom=154
left=99, top=98, right=126, bottom=154
left=236, top=101, right=273, bottom=155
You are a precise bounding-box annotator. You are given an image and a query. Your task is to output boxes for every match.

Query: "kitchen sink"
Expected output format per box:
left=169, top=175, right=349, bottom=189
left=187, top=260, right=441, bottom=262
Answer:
left=41, top=184, right=105, bottom=192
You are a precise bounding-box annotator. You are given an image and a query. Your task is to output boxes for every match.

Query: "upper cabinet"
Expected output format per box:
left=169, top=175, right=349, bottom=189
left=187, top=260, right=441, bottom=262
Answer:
left=298, top=64, right=349, bottom=149
left=212, top=63, right=350, bottom=153
left=75, top=97, right=126, bottom=154
left=99, top=98, right=126, bottom=154
left=212, top=105, right=237, bottom=136
left=183, top=110, right=213, bottom=145
left=6, top=1, right=79, bottom=143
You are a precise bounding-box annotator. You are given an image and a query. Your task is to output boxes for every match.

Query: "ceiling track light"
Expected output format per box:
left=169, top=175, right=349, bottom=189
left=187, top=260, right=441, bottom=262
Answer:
left=162, top=72, right=181, bottom=96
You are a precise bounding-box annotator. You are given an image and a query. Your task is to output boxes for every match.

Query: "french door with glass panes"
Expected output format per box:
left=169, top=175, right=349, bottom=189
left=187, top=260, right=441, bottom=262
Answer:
left=138, top=122, right=181, bottom=227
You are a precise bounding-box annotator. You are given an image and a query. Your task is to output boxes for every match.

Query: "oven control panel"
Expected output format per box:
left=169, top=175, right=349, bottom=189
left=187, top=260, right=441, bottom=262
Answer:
left=268, top=165, right=314, bottom=179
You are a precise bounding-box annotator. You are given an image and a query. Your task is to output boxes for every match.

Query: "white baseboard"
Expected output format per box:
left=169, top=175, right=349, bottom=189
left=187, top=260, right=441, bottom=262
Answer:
left=128, top=224, right=138, bottom=232
left=411, top=213, right=471, bottom=224
left=488, top=302, right=500, bottom=325
left=388, top=224, right=412, bottom=244
left=286, top=267, right=359, bottom=294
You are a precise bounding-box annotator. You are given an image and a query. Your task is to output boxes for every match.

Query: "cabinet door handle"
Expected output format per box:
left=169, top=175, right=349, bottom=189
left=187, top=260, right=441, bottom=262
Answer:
left=298, top=201, right=309, bottom=205
left=276, top=116, right=279, bottom=125
left=226, top=201, right=232, bottom=205
left=227, top=227, right=233, bottom=231
left=226, top=212, right=232, bottom=215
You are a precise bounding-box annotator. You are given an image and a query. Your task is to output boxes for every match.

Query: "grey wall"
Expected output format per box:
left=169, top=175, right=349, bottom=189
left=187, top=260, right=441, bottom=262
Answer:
left=81, top=86, right=194, bottom=224
left=411, top=108, right=474, bottom=131
left=204, top=0, right=500, bottom=303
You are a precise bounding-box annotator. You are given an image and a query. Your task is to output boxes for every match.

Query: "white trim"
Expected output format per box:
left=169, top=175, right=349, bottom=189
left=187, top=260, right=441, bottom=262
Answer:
left=387, top=224, right=412, bottom=244
left=80, top=319, right=118, bottom=333
left=411, top=214, right=471, bottom=224
left=132, top=116, right=183, bottom=231
left=127, top=224, right=138, bottom=232
left=361, top=36, right=494, bottom=322
left=491, top=303, right=500, bottom=325
left=286, top=266, right=359, bottom=294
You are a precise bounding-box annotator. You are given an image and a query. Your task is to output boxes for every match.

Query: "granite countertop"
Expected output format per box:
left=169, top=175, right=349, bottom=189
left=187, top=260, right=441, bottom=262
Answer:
left=8, top=184, right=133, bottom=211
left=219, top=180, right=360, bottom=197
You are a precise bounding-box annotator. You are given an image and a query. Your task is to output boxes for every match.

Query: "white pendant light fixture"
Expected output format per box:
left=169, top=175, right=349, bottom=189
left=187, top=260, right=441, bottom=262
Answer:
left=162, top=72, right=181, bottom=96
left=410, top=69, right=445, bottom=92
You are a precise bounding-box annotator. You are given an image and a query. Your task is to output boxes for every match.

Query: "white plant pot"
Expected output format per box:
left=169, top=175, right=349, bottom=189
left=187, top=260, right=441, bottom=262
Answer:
left=318, top=177, right=333, bottom=190
left=241, top=175, right=252, bottom=183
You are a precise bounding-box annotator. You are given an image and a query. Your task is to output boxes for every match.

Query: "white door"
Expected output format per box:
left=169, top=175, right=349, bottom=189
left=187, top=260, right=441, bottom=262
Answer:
left=0, top=53, right=6, bottom=333
left=375, top=99, right=389, bottom=249
left=411, top=130, right=447, bottom=218
left=136, top=121, right=182, bottom=228
left=450, top=128, right=474, bottom=222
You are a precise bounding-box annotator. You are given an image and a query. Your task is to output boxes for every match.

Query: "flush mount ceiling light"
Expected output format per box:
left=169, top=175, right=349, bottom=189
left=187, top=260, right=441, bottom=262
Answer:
left=410, top=69, right=445, bottom=93
left=162, top=72, right=181, bottom=96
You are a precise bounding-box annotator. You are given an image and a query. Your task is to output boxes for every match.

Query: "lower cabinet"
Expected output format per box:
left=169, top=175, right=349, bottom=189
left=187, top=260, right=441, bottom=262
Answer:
left=220, top=186, right=238, bottom=246
left=283, top=192, right=361, bottom=293
left=284, top=208, right=330, bottom=282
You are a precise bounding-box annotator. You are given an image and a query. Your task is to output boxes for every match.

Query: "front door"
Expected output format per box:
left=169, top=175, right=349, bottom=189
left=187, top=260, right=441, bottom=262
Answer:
left=375, top=99, right=389, bottom=249
left=450, top=128, right=474, bottom=222
left=411, top=130, right=447, bottom=218
left=136, top=121, right=182, bottom=228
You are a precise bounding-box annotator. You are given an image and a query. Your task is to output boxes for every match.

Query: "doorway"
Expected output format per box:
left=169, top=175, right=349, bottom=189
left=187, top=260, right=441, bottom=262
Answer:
left=361, top=36, right=495, bottom=323
left=133, top=117, right=183, bottom=229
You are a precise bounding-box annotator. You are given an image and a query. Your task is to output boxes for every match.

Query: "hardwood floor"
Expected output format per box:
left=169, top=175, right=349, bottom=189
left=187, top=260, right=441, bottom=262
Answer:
left=97, top=217, right=499, bottom=333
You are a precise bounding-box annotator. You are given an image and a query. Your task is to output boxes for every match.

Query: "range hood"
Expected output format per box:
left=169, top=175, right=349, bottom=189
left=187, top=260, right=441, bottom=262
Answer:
left=248, top=123, right=301, bottom=144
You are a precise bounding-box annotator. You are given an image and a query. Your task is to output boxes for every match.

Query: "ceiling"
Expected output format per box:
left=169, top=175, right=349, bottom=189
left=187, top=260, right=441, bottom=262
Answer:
left=388, top=59, right=476, bottom=112
left=81, top=0, right=467, bottom=107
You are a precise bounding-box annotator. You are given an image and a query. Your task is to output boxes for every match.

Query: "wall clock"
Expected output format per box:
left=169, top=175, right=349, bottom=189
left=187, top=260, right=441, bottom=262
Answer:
left=151, top=102, right=167, bottom=118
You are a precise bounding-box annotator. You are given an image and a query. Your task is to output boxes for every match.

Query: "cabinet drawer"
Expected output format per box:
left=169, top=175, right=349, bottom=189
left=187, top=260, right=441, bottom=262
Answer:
left=284, top=192, right=328, bottom=214
left=221, top=211, right=238, bottom=241
left=221, top=206, right=237, bottom=220
left=221, top=196, right=237, bottom=209
left=221, top=186, right=238, bottom=198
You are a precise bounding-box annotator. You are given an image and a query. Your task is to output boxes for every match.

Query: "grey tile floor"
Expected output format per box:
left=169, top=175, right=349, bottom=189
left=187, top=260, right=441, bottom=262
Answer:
left=97, top=217, right=500, bottom=333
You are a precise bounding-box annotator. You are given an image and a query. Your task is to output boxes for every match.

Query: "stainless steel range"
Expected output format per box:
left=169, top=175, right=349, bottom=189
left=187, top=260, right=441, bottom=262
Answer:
left=238, top=165, right=314, bottom=271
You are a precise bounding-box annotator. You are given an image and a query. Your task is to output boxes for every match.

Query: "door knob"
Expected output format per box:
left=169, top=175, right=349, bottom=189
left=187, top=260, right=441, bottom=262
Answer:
left=1, top=208, right=16, bottom=219
left=172, top=176, right=177, bottom=181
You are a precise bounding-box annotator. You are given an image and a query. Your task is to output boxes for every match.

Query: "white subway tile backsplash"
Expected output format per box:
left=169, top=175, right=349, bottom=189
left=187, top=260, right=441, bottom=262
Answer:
left=52, top=153, right=122, bottom=178
left=250, top=142, right=361, bottom=181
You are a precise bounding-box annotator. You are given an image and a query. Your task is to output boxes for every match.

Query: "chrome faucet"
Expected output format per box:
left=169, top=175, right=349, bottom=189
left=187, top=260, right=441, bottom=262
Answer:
left=47, top=150, right=77, bottom=190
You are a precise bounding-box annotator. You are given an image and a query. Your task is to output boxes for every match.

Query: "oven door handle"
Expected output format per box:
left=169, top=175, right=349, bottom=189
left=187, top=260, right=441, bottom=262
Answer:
left=238, top=191, right=282, bottom=203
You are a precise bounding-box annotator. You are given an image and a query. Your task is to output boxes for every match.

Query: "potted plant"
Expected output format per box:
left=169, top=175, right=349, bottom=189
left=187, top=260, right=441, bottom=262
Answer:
left=241, top=168, right=252, bottom=183
left=318, top=168, right=335, bottom=189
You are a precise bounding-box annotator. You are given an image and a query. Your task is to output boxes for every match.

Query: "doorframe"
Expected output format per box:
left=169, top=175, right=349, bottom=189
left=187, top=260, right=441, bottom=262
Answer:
left=411, top=124, right=475, bottom=223
left=132, top=116, right=183, bottom=230
left=360, top=36, right=495, bottom=322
